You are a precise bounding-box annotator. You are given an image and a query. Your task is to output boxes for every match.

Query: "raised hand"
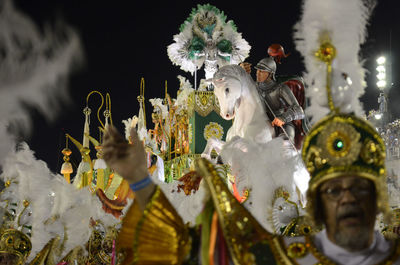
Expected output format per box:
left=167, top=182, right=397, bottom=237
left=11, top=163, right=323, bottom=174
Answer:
left=103, top=126, right=148, bottom=183
left=103, top=126, right=155, bottom=209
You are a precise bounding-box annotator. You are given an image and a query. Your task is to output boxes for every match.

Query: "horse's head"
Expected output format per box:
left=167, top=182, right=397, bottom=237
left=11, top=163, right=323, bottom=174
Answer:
left=212, top=65, right=246, bottom=120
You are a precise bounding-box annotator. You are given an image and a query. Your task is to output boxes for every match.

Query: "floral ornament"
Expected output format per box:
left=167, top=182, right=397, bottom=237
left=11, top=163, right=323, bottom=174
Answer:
left=316, top=121, right=361, bottom=166
left=204, top=122, right=224, bottom=141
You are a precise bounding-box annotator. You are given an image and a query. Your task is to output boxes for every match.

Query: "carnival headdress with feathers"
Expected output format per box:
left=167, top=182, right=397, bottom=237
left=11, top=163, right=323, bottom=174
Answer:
left=167, top=4, right=250, bottom=78
left=295, top=0, right=390, bottom=224
left=294, top=0, right=376, bottom=123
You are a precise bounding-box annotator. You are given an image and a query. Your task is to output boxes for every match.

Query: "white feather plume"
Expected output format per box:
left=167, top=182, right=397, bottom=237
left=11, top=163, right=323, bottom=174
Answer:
left=294, top=0, right=376, bottom=122
left=175, top=75, right=194, bottom=112
left=0, top=0, right=83, bottom=166
left=149, top=98, right=169, bottom=120
left=221, top=24, right=250, bottom=65
left=220, top=137, right=308, bottom=232
left=148, top=157, right=210, bottom=226
left=168, top=26, right=199, bottom=74
left=0, top=143, right=119, bottom=261
left=122, top=116, right=138, bottom=140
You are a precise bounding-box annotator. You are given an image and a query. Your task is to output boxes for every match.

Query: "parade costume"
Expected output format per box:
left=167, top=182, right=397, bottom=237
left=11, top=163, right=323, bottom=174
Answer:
left=256, top=73, right=305, bottom=142
left=253, top=52, right=306, bottom=146
left=2, top=0, right=400, bottom=264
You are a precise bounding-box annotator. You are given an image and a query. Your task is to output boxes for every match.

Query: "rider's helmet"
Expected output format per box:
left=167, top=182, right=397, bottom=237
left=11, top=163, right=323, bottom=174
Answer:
left=254, top=57, right=276, bottom=81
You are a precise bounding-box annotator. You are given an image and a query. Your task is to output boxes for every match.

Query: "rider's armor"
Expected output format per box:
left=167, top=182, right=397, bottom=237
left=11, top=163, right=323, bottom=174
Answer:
left=256, top=79, right=305, bottom=141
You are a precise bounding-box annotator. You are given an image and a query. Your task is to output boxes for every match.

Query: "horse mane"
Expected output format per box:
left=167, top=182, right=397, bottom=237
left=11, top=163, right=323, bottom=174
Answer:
left=213, top=65, right=263, bottom=107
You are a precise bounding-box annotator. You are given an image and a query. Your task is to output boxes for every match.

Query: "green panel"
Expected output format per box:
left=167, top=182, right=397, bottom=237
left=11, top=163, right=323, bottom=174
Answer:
left=189, top=110, right=232, bottom=154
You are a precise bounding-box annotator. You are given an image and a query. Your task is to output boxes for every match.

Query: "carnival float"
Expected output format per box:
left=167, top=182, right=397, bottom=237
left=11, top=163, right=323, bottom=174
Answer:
left=0, top=1, right=400, bottom=264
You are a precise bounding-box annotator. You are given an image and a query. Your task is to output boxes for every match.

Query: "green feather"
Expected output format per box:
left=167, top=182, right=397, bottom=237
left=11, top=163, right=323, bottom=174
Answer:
left=189, top=36, right=205, bottom=59
left=179, top=4, right=233, bottom=32
left=217, top=39, right=232, bottom=54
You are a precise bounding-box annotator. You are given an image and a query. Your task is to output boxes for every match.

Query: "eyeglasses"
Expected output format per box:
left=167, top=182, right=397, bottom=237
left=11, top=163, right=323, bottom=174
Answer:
left=321, top=185, right=372, bottom=201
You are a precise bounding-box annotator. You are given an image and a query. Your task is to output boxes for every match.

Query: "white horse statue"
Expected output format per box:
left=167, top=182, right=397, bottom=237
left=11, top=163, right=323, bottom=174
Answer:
left=202, top=64, right=275, bottom=160
left=201, top=65, right=309, bottom=233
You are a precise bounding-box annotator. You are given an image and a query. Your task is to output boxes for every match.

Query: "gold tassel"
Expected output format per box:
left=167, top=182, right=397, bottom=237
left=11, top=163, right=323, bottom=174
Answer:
left=60, top=136, right=73, bottom=183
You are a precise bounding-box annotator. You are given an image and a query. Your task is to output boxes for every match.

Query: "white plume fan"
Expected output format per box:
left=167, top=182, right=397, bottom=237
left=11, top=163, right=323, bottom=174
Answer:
left=0, top=143, right=119, bottom=261
left=294, top=0, right=376, bottom=122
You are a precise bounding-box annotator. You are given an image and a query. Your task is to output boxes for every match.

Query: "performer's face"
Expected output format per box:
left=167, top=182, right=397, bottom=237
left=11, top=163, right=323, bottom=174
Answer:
left=256, top=70, right=270, bottom=82
left=319, top=175, right=377, bottom=251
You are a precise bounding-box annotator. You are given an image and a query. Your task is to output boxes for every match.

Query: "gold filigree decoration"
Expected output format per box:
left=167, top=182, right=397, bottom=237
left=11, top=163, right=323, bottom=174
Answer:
left=298, top=224, right=312, bottom=236
left=203, top=122, right=224, bottom=141
left=286, top=242, right=307, bottom=259
left=314, top=34, right=337, bottom=112
left=191, top=91, right=221, bottom=117
left=305, top=146, right=326, bottom=174
left=317, top=121, right=361, bottom=166
left=360, top=138, right=385, bottom=166
left=314, top=40, right=336, bottom=64
left=194, top=92, right=214, bottom=116
left=0, top=229, right=32, bottom=263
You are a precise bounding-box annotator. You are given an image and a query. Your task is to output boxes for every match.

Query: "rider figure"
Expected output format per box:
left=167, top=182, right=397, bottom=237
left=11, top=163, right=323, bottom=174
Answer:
left=252, top=57, right=304, bottom=142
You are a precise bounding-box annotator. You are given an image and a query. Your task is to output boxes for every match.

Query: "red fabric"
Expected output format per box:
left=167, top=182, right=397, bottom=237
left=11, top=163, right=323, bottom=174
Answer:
left=218, top=224, right=229, bottom=265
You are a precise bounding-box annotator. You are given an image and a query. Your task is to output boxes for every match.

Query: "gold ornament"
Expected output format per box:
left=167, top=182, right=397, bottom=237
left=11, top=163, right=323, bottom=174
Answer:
left=5, top=180, right=11, bottom=188
left=60, top=135, right=73, bottom=183
left=0, top=229, right=32, bottom=264
left=286, top=242, right=308, bottom=259
left=302, top=113, right=388, bottom=225
left=360, top=138, right=385, bottom=167
left=314, top=35, right=337, bottom=113
left=22, top=200, right=29, bottom=208
left=203, top=122, right=224, bottom=141
left=304, top=146, right=326, bottom=174
left=316, top=121, right=361, bottom=166
left=314, top=41, right=336, bottom=64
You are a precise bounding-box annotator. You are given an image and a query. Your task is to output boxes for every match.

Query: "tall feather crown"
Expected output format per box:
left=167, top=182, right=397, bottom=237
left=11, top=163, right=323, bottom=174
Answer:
left=295, top=0, right=389, bottom=222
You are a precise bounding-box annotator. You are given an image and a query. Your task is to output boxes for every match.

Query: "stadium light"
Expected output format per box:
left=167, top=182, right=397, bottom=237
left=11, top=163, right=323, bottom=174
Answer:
left=376, top=65, right=386, bottom=72
left=376, top=56, right=387, bottom=90
left=376, top=56, right=386, bottom=65
left=377, top=80, right=387, bottom=88
left=377, top=72, right=386, bottom=80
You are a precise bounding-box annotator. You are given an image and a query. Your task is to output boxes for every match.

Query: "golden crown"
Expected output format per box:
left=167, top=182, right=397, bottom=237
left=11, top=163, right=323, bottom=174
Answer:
left=302, top=113, right=389, bottom=222
left=302, top=113, right=386, bottom=190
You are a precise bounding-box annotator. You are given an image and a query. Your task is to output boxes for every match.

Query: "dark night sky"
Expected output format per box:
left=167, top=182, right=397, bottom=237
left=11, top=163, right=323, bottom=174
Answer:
left=13, top=0, right=400, bottom=173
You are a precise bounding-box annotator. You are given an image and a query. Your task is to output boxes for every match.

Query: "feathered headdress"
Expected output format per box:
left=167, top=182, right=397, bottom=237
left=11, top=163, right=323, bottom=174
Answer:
left=167, top=4, right=250, bottom=78
left=294, top=0, right=376, bottom=122
left=294, top=0, right=391, bottom=225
